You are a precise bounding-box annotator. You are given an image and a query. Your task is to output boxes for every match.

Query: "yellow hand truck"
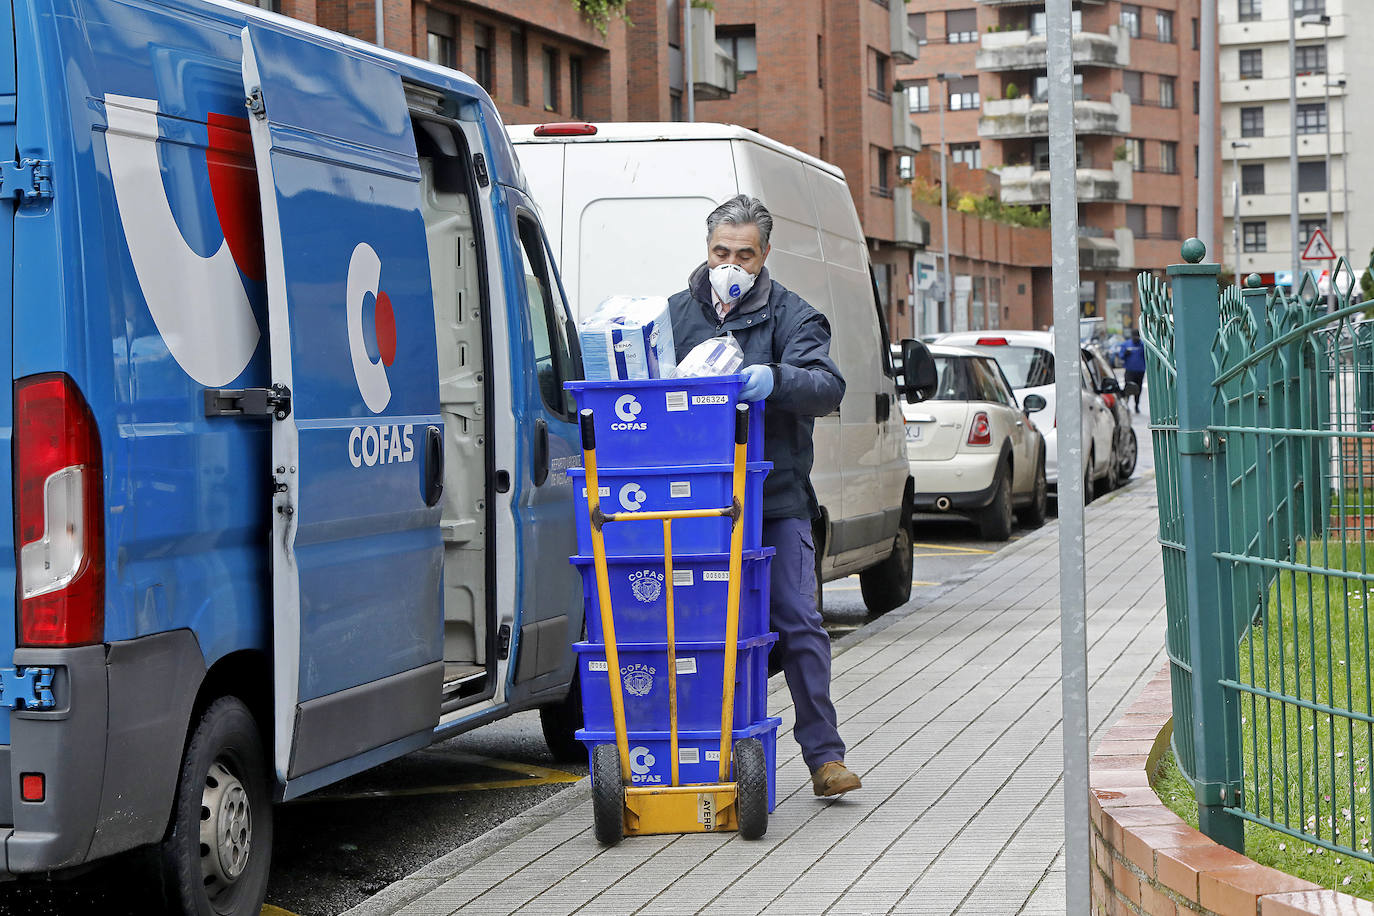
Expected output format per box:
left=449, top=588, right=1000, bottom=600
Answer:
left=578, top=403, right=768, bottom=844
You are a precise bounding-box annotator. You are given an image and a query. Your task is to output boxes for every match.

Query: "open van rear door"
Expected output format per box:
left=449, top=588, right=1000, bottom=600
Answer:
left=242, top=26, right=444, bottom=796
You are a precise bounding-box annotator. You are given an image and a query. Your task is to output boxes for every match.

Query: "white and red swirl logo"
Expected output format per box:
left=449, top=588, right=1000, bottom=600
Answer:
left=346, top=242, right=397, bottom=414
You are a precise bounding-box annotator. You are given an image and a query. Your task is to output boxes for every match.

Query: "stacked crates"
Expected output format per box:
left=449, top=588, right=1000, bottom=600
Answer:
left=567, top=375, right=780, bottom=811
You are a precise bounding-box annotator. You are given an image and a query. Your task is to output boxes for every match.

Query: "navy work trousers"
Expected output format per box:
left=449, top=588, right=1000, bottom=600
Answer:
left=763, top=516, right=845, bottom=771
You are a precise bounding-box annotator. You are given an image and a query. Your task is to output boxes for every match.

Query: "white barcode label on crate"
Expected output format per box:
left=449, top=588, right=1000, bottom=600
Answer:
left=679, top=747, right=700, bottom=764
left=581, top=486, right=611, bottom=498
left=669, top=481, right=692, bottom=498
left=665, top=391, right=689, bottom=412
left=675, top=657, right=698, bottom=675
left=672, top=569, right=694, bottom=587
left=703, top=570, right=730, bottom=582
left=692, top=394, right=729, bottom=405
left=587, top=660, right=608, bottom=672
left=706, top=750, right=721, bottom=762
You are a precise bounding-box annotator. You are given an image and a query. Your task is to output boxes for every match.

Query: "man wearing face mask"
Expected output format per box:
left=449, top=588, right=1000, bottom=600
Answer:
left=668, top=194, right=858, bottom=798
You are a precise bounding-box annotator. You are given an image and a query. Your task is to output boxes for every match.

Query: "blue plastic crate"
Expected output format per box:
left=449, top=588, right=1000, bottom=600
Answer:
left=575, top=634, right=776, bottom=733
left=565, top=377, right=764, bottom=469
left=580, top=716, right=781, bottom=812
left=572, top=548, right=774, bottom=644
left=569, top=463, right=769, bottom=556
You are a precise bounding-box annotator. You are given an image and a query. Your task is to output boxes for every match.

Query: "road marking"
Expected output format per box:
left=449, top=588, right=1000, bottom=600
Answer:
left=262, top=907, right=301, bottom=916
left=910, top=542, right=994, bottom=554
left=286, top=752, right=582, bottom=804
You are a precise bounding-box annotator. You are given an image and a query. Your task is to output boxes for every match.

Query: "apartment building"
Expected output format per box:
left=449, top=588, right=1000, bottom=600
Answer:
left=900, top=0, right=1217, bottom=333
left=1220, top=0, right=1369, bottom=287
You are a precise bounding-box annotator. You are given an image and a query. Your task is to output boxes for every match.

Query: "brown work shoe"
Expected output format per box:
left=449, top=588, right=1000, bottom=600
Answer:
left=811, top=761, right=862, bottom=797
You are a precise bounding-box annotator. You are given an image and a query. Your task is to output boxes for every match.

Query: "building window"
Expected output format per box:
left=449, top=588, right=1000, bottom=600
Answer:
left=1300, top=220, right=1327, bottom=246
left=1238, top=48, right=1262, bottom=79
left=1297, top=103, right=1326, bottom=134
left=873, top=147, right=892, bottom=196
left=1293, top=0, right=1325, bottom=13
left=945, top=9, right=977, bottom=43
left=898, top=154, right=914, bottom=181
left=1192, top=17, right=1199, bottom=49
left=1033, top=73, right=1083, bottom=103
left=1033, top=139, right=1084, bottom=171
left=718, top=28, right=758, bottom=74
left=1156, top=10, right=1174, bottom=43
left=908, top=81, right=930, bottom=113
left=569, top=56, right=584, bottom=119
left=1193, top=81, right=1200, bottom=114
left=1241, top=163, right=1265, bottom=195
left=1294, top=44, right=1327, bottom=75
left=1123, top=71, right=1143, bottom=104
left=817, top=35, right=824, bottom=88
left=1031, top=9, right=1080, bottom=35
left=670, top=91, right=683, bottom=121
left=427, top=11, right=457, bottom=69
left=542, top=47, right=559, bottom=112
left=1126, top=205, right=1147, bottom=237
left=1298, top=160, right=1327, bottom=192
left=1243, top=222, right=1267, bottom=252
left=951, top=143, right=981, bottom=169
left=1158, top=76, right=1176, bottom=109
left=1121, top=4, right=1142, bottom=38
left=1124, top=137, right=1145, bottom=172
left=511, top=29, right=529, bottom=106
left=1240, top=106, right=1264, bottom=138
left=1161, top=206, right=1180, bottom=239
left=869, top=49, right=890, bottom=102
left=948, top=76, right=980, bottom=111
left=474, top=24, right=494, bottom=93
left=908, top=12, right=927, bottom=42
left=1160, top=140, right=1178, bottom=174
left=1238, top=0, right=1261, bottom=20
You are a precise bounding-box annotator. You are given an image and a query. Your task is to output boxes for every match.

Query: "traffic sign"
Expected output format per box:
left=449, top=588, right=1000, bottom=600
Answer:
left=1302, top=227, right=1336, bottom=261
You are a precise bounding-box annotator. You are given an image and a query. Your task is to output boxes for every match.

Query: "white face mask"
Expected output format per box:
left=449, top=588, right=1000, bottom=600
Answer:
left=709, top=263, right=756, bottom=309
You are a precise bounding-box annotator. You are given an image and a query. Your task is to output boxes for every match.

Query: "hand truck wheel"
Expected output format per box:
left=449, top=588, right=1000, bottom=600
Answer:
left=591, top=744, right=625, bottom=845
left=734, top=737, right=768, bottom=840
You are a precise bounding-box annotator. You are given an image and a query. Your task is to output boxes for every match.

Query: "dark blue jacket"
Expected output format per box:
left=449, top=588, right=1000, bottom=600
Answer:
left=1122, top=337, right=1147, bottom=374
left=669, top=264, right=845, bottom=520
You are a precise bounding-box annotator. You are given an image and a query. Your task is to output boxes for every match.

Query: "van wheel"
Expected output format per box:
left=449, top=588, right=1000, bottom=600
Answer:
left=160, top=697, right=272, bottom=916
left=1018, top=451, right=1048, bottom=529
left=859, top=525, right=913, bottom=614
left=540, top=675, right=586, bottom=763
left=978, top=469, right=1015, bottom=541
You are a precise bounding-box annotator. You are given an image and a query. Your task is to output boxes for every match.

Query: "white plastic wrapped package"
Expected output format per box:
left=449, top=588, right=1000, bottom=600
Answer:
left=577, top=296, right=678, bottom=380
left=673, top=335, right=744, bottom=378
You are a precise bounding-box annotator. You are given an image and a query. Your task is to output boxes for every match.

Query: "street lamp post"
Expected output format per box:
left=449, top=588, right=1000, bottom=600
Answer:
left=1333, top=79, right=1350, bottom=266
left=1300, top=14, right=1332, bottom=306
left=1231, top=141, right=1251, bottom=289
left=936, top=72, right=961, bottom=333
left=1288, top=8, right=1299, bottom=288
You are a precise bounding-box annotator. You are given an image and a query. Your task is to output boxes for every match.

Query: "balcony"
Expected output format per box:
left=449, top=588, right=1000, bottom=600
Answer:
left=890, top=1, right=920, bottom=63
left=1079, top=228, right=1136, bottom=271
left=976, top=26, right=1130, bottom=72
left=998, top=160, right=1134, bottom=206
left=978, top=92, right=1131, bottom=139
left=893, top=103, right=922, bottom=155
left=893, top=186, right=926, bottom=249
left=689, top=7, right=737, bottom=100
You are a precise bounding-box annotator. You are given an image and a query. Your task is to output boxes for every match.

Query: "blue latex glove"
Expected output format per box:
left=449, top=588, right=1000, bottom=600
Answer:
left=740, top=364, right=775, bottom=402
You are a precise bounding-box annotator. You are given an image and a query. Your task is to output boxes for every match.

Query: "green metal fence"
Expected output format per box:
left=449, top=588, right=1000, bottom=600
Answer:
left=1142, top=241, right=1374, bottom=859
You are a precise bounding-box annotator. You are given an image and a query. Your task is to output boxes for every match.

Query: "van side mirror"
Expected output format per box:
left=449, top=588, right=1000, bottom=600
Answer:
left=900, top=339, right=938, bottom=402
left=1022, top=393, right=1048, bottom=414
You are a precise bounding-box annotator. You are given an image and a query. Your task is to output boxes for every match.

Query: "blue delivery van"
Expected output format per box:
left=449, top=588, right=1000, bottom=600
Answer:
left=1, top=0, right=589, bottom=910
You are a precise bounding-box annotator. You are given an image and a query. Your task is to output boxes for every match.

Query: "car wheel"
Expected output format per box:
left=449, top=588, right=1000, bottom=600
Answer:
left=159, top=697, right=272, bottom=916
left=1117, top=428, right=1138, bottom=482
left=859, top=524, right=913, bottom=614
left=978, top=467, right=1015, bottom=541
left=1018, top=450, right=1048, bottom=529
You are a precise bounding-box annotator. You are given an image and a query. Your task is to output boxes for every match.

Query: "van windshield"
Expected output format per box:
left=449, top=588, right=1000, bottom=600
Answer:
left=966, top=345, right=1054, bottom=389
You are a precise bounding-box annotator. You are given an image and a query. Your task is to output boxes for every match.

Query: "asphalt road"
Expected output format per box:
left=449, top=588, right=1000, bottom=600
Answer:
left=0, top=513, right=1044, bottom=916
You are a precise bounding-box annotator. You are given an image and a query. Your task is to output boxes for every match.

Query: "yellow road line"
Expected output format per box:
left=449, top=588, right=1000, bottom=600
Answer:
left=286, top=753, right=582, bottom=804
left=262, top=906, right=301, bottom=916
left=910, top=542, right=994, bottom=554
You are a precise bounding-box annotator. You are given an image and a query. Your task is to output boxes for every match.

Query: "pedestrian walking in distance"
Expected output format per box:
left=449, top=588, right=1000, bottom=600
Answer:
left=668, top=195, right=861, bottom=798
left=1122, top=328, right=1147, bottom=414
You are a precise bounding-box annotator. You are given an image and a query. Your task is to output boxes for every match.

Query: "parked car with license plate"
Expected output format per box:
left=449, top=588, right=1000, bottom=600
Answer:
left=902, top=345, right=1048, bottom=540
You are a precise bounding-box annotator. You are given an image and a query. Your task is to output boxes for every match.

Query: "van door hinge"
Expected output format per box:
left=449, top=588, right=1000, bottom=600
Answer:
left=1, top=159, right=54, bottom=204
left=0, top=667, right=55, bottom=710
left=203, top=384, right=292, bottom=420
left=473, top=153, right=489, bottom=188
left=497, top=624, right=511, bottom=660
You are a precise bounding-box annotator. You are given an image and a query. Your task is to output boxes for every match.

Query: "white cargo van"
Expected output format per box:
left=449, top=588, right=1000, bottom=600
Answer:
left=509, top=122, right=916, bottom=614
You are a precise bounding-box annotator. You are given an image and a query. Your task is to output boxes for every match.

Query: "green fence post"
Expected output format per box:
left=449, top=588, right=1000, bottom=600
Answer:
left=1170, top=239, right=1246, bottom=851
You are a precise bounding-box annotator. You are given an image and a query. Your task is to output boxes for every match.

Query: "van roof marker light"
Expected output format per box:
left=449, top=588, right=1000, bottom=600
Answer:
left=533, top=122, right=598, bottom=137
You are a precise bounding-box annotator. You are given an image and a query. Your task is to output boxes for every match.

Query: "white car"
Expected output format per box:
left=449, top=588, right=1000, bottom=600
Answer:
left=934, top=331, right=1118, bottom=501
left=902, top=345, right=1048, bottom=540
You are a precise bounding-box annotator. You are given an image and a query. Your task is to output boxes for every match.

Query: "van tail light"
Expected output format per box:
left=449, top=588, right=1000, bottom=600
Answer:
left=14, top=374, right=104, bottom=647
left=967, top=412, right=992, bottom=446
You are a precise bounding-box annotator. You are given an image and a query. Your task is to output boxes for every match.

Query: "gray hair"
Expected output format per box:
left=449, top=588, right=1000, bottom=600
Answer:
left=706, top=194, right=773, bottom=250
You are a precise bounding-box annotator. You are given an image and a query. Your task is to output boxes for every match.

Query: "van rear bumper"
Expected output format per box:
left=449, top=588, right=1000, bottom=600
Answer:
left=0, top=631, right=205, bottom=876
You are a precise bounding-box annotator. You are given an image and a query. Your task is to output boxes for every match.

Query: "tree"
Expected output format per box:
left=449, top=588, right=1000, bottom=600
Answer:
left=1362, top=247, right=1374, bottom=304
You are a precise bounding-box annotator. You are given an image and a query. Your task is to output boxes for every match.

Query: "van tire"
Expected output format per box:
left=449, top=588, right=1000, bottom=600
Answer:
left=859, top=525, right=913, bottom=614
left=159, top=697, right=272, bottom=916
left=978, top=468, right=1015, bottom=541
left=540, top=676, right=586, bottom=763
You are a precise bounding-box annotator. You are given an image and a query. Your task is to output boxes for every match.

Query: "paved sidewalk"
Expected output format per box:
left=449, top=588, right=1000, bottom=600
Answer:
left=347, top=477, right=1167, bottom=916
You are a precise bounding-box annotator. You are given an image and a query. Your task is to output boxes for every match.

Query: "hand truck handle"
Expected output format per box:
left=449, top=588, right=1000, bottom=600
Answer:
left=580, top=408, right=596, bottom=451
left=734, top=403, right=750, bottom=446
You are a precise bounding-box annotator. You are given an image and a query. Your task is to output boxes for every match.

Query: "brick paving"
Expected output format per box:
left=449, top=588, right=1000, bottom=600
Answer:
left=347, top=475, right=1168, bottom=916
